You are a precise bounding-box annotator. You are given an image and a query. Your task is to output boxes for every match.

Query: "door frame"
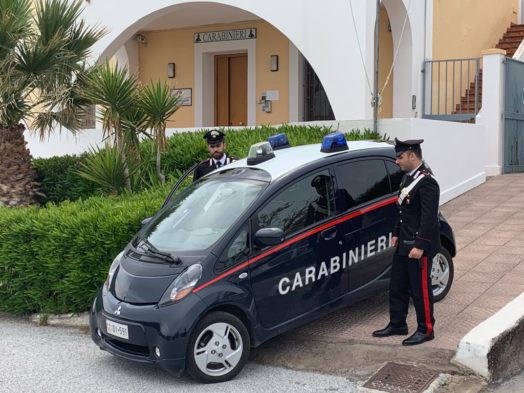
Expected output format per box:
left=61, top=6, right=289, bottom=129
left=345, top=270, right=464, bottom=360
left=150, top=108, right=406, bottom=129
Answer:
left=194, top=40, right=256, bottom=127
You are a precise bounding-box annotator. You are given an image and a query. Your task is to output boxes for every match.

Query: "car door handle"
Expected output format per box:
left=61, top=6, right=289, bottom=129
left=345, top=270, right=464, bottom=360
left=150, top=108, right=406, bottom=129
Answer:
left=320, top=227, right=337, bottom=241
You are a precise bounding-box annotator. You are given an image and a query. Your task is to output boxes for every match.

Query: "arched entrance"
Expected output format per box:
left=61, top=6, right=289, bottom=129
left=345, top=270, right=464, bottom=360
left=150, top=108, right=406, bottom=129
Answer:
left=381, top=0, right=414, bottom=118
left=377, top=4, right=394, bottom=118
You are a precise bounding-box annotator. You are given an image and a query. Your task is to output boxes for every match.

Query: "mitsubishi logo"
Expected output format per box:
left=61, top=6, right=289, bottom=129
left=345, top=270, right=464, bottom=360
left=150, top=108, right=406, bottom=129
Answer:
left=114, top=305, right=121, bottom=316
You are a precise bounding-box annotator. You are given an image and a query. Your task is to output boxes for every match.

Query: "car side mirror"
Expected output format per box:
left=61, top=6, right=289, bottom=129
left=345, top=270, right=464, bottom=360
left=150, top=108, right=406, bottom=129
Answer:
left=141, top=217, right=153, bottom=226
left=255, top=227, right=284, bottom=247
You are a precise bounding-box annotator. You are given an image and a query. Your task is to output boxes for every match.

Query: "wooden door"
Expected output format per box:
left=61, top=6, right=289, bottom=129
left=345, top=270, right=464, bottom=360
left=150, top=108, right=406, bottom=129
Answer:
left=215, top=54, right=247, bottom=126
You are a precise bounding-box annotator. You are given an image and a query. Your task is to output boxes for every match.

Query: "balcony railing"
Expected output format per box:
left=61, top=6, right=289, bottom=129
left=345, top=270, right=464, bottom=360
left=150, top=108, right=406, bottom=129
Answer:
left=422, top=58, right=482, bottom=122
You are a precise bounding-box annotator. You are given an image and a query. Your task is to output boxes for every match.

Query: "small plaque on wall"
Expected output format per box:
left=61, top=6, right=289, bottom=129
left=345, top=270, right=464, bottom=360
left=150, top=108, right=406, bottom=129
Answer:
left=171, top=88, right=192, bottom=106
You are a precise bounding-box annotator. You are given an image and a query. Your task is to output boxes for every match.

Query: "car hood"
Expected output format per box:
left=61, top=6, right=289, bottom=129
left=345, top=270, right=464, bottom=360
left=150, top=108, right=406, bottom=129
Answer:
left=112, top=253, right=205, bottom=304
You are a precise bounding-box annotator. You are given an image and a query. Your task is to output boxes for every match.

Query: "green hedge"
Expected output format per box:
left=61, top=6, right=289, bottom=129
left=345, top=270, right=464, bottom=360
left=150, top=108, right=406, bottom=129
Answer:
left=0, top=186, right=169, bottom=315
left=33, top=154, right=100, bottom=204
left=32, top=125, right=381, bottom=204
left=142, top=124, right=381, bottom=176
left=4, top=125, right=384, bottom=314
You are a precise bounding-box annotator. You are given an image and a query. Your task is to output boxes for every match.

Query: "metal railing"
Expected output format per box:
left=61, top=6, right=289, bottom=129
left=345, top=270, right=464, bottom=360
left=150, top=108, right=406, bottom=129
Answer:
left=422, top=57, right=482, bottom=122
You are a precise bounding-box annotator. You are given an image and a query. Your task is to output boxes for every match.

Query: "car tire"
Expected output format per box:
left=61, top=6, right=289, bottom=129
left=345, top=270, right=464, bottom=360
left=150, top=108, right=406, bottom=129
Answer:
left=431, top=247, right=454, bottom=302
left=186, top=311, right=250, bottom=383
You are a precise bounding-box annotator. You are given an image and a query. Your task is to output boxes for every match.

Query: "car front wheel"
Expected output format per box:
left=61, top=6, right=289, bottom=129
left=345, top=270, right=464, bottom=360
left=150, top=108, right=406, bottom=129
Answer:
left=186, top=311, right=250, bottom=383
left=431, top=247, right=454, bottom=302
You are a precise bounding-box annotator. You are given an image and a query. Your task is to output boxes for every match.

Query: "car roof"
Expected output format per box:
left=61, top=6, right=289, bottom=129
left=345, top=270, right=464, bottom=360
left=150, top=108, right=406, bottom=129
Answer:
left=216, top=140, right=393, bottom=182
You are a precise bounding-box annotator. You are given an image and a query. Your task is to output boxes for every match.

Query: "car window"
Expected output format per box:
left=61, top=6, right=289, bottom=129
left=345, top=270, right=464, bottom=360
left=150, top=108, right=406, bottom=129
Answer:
left=385, top=160, right=403, bottom=192
left=334, top=159, right=390, bottom=208
left=257, top=170, right=334, bottom=236
left=141, top=178, right=266, bottom=252
left=215, top=224, right=250, bottom=273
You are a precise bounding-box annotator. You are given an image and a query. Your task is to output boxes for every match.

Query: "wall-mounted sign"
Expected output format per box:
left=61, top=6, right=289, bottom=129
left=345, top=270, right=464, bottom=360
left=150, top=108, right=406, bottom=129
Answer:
left=194, top=28, right=256, bottom=43
left=171, top=88, right=192, bottom=106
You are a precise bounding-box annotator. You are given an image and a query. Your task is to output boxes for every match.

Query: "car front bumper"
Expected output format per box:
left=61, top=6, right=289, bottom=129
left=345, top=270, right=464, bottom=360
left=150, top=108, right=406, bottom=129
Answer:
left=89, top=286, right=206, bottom=377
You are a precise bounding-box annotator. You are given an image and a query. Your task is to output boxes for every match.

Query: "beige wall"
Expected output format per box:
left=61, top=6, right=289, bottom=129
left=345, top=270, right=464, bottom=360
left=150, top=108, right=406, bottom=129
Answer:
left=138, top=29, right=195, bottom=127
left=431, top=0, right=518, bottom=114
left=138, top=21, right=290, bottom=127
left=255, top=22, right=289, bottom=125
left=378, top=6, right=393, bottom=119
left=433, top=0, right=518, bottom=59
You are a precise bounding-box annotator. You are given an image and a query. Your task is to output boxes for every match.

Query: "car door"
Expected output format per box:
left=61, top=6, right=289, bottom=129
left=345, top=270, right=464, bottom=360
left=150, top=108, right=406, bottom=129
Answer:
left=333, top=158, right=397, bottom=292
left=249, top=169, right=346, bottom=329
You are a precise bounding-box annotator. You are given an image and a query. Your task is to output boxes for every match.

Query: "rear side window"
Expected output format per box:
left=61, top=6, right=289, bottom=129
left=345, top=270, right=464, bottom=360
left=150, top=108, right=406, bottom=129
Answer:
left=334, top=159, right=390, bottom=208
left=256, top=169, right=334, bottom=236
left=385, top=160, right=403, bottom=192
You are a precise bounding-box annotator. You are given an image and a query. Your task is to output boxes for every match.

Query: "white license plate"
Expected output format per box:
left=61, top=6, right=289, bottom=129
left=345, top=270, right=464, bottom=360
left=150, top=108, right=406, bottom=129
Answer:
left=106, top=319, right=129, bottom=340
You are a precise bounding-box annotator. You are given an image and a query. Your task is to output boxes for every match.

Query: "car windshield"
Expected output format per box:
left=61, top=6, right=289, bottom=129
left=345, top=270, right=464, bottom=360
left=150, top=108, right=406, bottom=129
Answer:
left=138, top=177, right=267, bottom=252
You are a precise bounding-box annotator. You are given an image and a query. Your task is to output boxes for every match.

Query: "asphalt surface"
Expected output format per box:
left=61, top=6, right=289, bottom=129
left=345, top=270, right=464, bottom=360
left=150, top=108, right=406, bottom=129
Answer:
left=0, top=315, right=363, bottom=393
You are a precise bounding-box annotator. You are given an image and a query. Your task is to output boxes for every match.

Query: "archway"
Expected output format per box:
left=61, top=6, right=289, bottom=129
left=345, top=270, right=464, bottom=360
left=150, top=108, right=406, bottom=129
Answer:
left=382, top=0, right=414, bottom=118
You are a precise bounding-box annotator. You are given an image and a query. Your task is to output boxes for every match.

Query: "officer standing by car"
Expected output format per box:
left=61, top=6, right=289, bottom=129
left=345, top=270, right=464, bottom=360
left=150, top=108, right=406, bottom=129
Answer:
left=193, top=129, right=237, bottom=181
left=372, top=138, right=441, bottom=346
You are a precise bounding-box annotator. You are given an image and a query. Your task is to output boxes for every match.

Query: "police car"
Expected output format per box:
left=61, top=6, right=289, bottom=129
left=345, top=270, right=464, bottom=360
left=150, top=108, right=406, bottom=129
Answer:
left=89, top=133, right=455, bottom=383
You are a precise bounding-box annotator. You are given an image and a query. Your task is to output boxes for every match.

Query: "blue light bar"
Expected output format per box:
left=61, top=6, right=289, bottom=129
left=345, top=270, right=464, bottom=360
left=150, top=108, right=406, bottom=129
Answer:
left=320, top=132, right=349, bottom=153
left=268, top=133, right=291, bottom=150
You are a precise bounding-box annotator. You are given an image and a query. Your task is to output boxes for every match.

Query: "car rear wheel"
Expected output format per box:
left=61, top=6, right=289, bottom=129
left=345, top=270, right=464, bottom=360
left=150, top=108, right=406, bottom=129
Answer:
left=186, top=311, right=250, bottom=383
left=431, top=247, right=454, bottom=302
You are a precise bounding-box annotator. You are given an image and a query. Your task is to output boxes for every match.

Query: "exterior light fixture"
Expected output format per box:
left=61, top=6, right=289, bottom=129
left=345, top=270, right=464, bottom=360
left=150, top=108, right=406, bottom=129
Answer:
left=270, top=55, right=279, bottom=72
left=167, top=63, right=175, bottom=78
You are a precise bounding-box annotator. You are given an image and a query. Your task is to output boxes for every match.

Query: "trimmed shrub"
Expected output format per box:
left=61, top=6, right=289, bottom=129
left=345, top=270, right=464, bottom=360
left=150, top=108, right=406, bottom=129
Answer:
left=3, top=125, right=385, bottom=314
left=33, top=125, right=381, bottom=203
left=33, top=155, right=99, bottom=204
left=142, top=124, right=383, bottom=177
left=0, top=185, right=169, bottom=314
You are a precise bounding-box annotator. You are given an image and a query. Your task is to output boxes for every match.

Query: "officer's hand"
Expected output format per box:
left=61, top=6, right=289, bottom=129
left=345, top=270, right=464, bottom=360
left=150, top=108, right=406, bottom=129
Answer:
left=391, top=236, right=398, bottom=247
left=409, top=247, right=423, bottom=259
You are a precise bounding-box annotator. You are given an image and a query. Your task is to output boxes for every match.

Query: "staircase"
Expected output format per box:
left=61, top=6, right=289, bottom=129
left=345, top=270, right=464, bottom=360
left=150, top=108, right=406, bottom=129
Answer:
left=497, top=23, right=524, bottom=57
left=455, top=23, right=524, bottom=116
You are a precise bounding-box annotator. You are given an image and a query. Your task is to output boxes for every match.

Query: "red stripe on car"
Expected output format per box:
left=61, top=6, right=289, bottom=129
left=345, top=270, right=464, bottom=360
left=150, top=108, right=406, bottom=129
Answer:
left=193, top=196, right=397, bottom=293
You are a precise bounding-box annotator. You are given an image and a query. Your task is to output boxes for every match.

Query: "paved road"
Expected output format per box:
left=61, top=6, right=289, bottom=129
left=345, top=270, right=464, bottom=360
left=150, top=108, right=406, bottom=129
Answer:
left=0, top=316, right=362, bottom=393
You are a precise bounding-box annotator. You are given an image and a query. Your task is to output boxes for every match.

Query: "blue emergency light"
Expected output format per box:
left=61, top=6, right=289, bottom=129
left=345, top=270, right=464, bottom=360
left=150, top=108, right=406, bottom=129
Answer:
left=320, top=132, right=349, bottom=153
left=268, top=133, right=291, bottom=150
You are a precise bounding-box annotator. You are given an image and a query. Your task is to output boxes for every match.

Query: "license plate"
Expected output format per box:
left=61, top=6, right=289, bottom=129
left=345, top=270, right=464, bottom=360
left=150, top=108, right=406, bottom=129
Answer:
left=106, top=319, right=129, bottom=340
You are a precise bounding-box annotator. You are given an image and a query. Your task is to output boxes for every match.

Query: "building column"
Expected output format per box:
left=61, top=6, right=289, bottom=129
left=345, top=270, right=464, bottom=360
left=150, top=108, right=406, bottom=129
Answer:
left=476, top=49, right=506, bottom=176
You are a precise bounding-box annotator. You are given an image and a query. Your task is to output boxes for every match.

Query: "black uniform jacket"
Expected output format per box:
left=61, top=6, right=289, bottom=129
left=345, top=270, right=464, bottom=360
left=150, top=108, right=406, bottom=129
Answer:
left=393, top=162, right=441, bottom=257
left=193, top=154, right=238, bottom=181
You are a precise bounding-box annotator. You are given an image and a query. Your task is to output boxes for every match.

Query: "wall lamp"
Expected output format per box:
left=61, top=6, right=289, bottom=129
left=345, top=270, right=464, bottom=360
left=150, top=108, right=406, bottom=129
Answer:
left=270, top=55, right=279, bottom=72
left=167, top=63, right=176, bottom=78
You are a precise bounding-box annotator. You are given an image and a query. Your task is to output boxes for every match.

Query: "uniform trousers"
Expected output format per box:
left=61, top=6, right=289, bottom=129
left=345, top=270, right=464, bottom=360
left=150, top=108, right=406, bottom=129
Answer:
left=389, top=254, right=435, bottom=334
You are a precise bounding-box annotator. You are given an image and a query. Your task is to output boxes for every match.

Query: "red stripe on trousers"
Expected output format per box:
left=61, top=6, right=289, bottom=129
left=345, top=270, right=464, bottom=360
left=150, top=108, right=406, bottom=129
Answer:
left=421, top=256, right=433, bottom=334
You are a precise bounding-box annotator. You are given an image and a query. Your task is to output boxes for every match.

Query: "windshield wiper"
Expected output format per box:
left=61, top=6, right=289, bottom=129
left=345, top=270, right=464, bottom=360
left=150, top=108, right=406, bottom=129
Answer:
left=138, top=239, right=182, bottom=265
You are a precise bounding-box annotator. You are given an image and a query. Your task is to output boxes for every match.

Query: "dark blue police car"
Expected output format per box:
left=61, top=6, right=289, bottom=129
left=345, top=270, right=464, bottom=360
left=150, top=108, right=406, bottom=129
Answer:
left=90, top=133, right=455, bottom=383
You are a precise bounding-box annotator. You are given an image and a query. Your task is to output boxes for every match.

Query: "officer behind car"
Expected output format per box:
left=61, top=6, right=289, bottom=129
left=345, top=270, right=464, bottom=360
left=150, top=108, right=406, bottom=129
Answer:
left=193, top=129, right=237, bottom=181
left=306, top=175, right=332, bottom=225
left=372, top=138, right=441, bottom=346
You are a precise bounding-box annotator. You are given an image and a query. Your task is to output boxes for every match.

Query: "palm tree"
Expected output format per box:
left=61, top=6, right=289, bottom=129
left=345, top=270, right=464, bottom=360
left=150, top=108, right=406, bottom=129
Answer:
left=83, top=60, right=138, bottom=191
left=0, top=0, right=105, bottom=207
left=138, top=81, right=181, bottom=183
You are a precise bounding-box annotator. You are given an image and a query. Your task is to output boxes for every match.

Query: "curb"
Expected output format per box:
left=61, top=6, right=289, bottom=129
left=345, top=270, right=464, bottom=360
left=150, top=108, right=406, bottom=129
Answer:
left=453, top=292, right=524, bottom=382
left=30, top=312, right=90, bottom=329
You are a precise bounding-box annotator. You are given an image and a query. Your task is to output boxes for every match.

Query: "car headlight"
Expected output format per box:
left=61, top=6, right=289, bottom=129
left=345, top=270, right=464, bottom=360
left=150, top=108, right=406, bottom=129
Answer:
left=159, top=264, right=203, bottom=306
left=105, top=252, right=123, bottom=288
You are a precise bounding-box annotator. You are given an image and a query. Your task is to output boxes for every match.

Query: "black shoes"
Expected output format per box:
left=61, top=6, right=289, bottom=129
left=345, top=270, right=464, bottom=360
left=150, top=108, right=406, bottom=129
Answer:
left=372, top=324, right=409, bottom=337
left=373, top=325, right=435, bottom=345
left=402, top=331, right=434, bottom=346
